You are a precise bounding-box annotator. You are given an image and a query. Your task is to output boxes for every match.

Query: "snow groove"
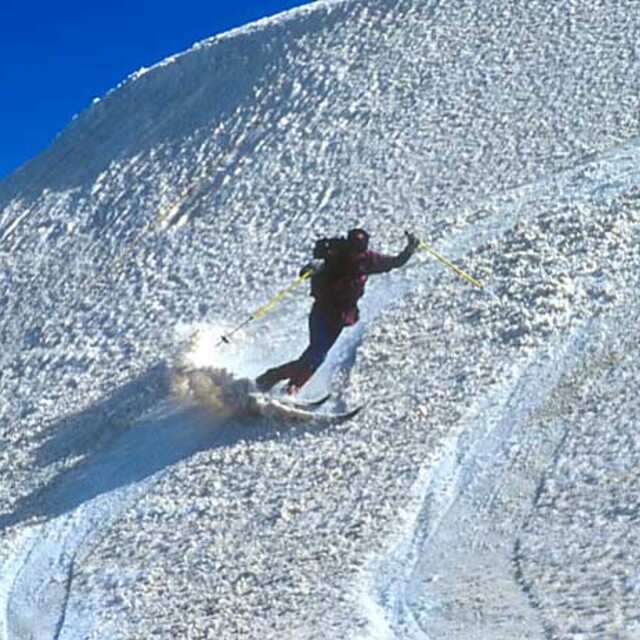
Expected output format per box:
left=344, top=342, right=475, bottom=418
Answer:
left=0, top=371, right=235, bottom=639
left=359, top=139, right=640, bottom=638
left=364, top=291, right=640, bottom=639
left=52, top=556, right=75, bottom=640
left=512, top=539, right=555, bottom=640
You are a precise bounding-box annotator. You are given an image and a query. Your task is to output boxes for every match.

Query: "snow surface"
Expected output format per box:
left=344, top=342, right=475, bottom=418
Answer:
left=1, top=0, right=640, bottom=637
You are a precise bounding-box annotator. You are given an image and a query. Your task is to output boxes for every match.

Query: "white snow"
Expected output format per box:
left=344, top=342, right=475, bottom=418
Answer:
left=1, top=0, right=640, bottom=637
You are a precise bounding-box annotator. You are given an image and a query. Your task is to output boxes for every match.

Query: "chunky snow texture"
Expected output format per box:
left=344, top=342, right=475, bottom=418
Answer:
left=1, top=0, right=640, bottom=638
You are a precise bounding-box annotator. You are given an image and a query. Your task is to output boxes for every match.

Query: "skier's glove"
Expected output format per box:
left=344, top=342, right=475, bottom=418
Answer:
left=299, top=259, right=325, bottom=278
left=404, top=231, right=420, bottom=254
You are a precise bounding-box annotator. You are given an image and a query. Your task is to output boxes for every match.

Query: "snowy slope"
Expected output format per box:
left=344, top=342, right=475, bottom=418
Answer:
left=1, top=0, right=639, bottom=637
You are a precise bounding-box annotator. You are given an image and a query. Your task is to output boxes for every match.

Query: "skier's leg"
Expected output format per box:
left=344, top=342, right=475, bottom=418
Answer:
left=255, top=306, right=345, bottom=393
left=288, top=307, right=344, bottom=390
left=255, top=309, right=329, bottom=391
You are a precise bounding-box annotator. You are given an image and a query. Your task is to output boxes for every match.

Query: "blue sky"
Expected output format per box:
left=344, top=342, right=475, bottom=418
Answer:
left=0, top=0, right=308, bottom=179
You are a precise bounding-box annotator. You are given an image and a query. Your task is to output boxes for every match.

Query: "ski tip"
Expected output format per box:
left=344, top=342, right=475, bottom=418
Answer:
left=293, top=392, right=332, bottom=409
left=334, top=404, right=364, bottom=422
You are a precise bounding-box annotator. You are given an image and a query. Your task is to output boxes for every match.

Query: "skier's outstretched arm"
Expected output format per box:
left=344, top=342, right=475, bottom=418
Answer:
left=366, top=232, right=420, bottom=274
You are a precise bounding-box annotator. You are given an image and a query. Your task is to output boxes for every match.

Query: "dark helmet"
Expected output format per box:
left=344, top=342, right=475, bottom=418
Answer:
left=347, top=228, right=369, bottom=252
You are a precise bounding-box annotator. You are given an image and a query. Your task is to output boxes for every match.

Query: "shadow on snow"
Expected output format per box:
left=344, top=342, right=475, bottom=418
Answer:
left=0, top=362, right=307, bottom=532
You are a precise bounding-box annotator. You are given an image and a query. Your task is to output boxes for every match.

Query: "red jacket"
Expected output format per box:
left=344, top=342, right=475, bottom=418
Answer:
left=310, top=248, right=412, bottom=323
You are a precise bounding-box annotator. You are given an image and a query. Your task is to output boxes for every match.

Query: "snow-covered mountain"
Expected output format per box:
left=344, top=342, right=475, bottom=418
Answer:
left=1, top=0, right=639, bottom=637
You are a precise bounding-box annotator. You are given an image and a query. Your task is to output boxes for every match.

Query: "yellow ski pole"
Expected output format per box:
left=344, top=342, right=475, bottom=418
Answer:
left=418, top=240, right=484, bottom=290
left=219, top=271, right=312, bottom=345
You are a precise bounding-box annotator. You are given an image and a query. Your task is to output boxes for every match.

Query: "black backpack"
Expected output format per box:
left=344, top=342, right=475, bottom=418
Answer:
left=310, top=237, right=352, bottom=300
left=313, top=237, right=350, bottom=262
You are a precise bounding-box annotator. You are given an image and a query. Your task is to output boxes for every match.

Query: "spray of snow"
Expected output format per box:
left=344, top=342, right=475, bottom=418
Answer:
left=170, top=325, right=258, bottom=419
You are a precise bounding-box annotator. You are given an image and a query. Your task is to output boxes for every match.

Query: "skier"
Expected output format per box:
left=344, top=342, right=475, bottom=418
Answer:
left=255, top=228, right=420, bottom=394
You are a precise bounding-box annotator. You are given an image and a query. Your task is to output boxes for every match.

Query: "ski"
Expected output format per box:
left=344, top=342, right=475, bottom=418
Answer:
left=253, top=394, right=363, bottom=423
left=280, top=392, right=332, bottom=410
left=274, top=399, right=363, bottom=423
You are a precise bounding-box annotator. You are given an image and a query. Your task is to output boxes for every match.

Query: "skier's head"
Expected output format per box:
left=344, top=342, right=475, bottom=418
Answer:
left=347, top=228, right=369, bottom=252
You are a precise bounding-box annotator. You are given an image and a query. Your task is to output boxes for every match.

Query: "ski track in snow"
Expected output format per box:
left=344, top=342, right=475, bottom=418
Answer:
left=0, top=396, right=237, bottom=639
left=359, top=140, right=640, bottom=640
left=362, top=324, right=592, bottom=640
left=1, top=0, right=640, bottom=636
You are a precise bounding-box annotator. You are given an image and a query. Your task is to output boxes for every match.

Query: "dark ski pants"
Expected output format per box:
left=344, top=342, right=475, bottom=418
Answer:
left=256, top=304, right=348, bottom=391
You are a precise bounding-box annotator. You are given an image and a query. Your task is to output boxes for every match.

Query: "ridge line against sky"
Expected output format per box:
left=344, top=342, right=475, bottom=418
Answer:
left=0, top=0, right=310, bottom=181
